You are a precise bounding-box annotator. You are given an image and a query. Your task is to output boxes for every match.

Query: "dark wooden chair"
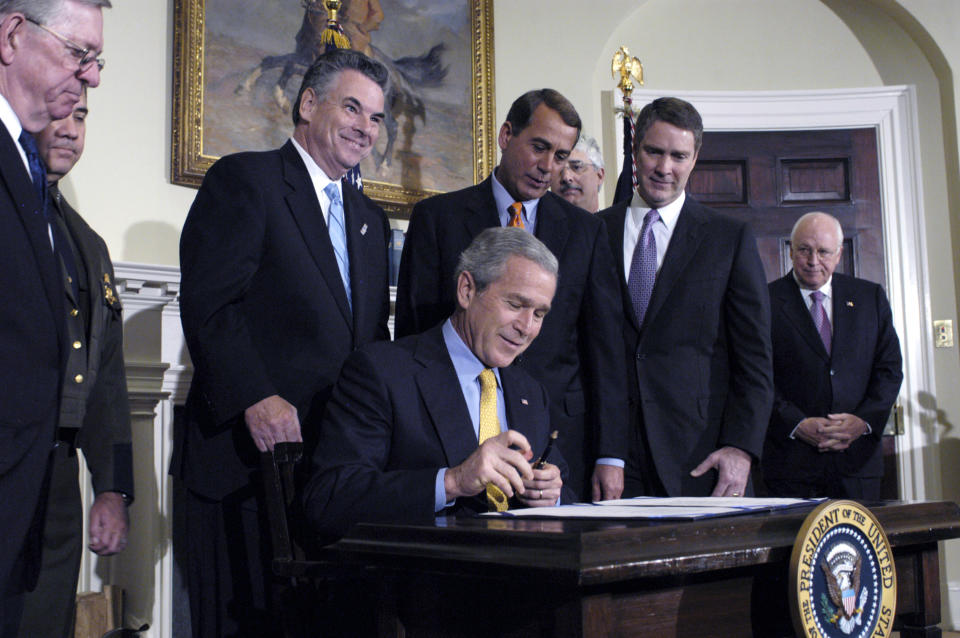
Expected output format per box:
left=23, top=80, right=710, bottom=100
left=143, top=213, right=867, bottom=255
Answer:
left=260, top=442, right=402, bottom=637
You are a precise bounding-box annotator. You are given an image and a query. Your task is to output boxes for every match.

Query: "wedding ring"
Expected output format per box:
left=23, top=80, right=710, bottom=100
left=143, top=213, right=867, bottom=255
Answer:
left=731, top=491, right=741, bottom=497
left=539, top=489, right=543, bottom=499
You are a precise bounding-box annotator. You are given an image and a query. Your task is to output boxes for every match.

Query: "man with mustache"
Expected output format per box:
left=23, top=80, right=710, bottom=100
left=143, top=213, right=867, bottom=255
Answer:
left=551, top=133, right=605, bottom=213
left=396, top=89, right=627, bottom=503
left=599, top=97, right=773, bottom=498
left=16, top=88, right=134, bottom=638
left=0, top=1, right=109, bottom=635
left=175, top=48, right=392, bottom=637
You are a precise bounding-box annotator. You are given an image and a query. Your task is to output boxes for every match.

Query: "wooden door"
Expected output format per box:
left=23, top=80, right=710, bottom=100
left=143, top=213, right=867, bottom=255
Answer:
left=689, top=128, right=884, bottom=283
left=688, top=128, right=899, bottom=498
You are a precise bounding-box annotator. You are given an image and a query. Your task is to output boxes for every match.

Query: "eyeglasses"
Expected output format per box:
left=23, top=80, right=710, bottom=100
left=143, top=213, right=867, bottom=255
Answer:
left=565, top=159, right=597, bottom=175
left=793, top=245, right=839, bottom=260
left=26, top=18, right=105, bottom=72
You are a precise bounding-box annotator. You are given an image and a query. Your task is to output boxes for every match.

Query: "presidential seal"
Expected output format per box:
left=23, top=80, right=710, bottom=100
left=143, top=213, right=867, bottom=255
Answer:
left=790, top=500, right=896, bottom=638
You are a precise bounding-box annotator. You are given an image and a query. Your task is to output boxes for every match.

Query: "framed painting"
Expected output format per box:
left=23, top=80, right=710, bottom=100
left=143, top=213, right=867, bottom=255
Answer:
left=171, top=0, right=495, bottom=217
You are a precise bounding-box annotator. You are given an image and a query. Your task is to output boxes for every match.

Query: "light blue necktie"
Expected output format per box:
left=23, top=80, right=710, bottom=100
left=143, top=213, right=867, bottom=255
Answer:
left=324, top=182, right=351, bottom=313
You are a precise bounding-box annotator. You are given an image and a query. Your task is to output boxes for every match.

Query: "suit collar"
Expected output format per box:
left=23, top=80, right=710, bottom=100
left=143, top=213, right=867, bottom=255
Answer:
left=642, top=197, right=710, bottom=329
left=279, top=141, right=353, bottom=330
left=774, top=273, right=829, bottom=360
left=414, top=326, right=479, bottom=468
left=0, top=121, right=66, bottom=350
left=599, top=201, right=636, bottom=331
left=532, top=193, right=570, bottom=258
left=462, top=177, right=502, bottom=238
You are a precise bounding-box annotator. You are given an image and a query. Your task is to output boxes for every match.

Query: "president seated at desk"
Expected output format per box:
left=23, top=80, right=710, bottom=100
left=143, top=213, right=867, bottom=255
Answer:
left=304, top=228, right=570, bottom=537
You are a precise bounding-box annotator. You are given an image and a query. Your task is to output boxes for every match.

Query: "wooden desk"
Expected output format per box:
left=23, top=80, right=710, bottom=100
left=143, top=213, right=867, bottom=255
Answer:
left=317, top=501, right=960, bottom=637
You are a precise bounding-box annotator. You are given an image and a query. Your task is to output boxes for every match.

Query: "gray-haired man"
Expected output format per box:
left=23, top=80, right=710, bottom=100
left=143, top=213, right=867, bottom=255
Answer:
left=0, top=1, right=109, bottom=634
left=552, top=133, right=605, bottom=212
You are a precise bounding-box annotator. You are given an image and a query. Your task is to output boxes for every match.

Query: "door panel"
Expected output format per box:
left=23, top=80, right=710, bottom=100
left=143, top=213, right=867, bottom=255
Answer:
left=689, top=128, right=884, bottom=286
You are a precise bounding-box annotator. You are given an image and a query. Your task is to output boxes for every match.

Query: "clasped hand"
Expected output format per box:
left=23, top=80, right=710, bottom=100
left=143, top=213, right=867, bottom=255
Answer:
left=445, top=430, right=562, bottom=507
left=794, top=413, right=867, bottom=452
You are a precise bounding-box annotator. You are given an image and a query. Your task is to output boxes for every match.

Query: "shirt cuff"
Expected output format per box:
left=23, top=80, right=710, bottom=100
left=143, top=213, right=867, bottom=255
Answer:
left=596, top=457, right=625, bottom=468
left=435, top=468, right=455, bottom=512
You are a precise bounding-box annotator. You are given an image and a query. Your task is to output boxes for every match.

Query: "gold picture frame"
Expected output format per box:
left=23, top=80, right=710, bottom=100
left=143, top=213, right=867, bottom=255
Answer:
left=171, top=0, right=495, bottom=218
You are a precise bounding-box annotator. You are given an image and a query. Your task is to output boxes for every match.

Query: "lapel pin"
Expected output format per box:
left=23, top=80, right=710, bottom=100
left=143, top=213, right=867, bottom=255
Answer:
left=846, top=301, right=854, bottom=307
left=521, top=398, right=528, bottom=405
left=360, top=223, right=368, bottom=236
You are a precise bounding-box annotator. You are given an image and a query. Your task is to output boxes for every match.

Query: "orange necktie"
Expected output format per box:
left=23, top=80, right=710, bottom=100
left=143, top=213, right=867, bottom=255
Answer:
left=507, top=202, right=525, bottom=229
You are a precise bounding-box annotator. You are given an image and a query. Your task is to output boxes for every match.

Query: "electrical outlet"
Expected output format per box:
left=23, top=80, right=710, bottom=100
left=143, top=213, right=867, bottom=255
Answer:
left=934, top=319, right=953, bottom=348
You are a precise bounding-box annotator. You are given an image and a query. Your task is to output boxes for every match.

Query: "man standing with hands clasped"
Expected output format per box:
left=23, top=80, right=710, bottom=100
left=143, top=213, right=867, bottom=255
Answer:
left=763, top=211, right=902, bottom=499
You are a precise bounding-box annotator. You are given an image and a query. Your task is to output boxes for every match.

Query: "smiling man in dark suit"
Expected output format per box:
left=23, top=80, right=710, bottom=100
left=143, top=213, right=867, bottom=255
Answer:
left=175, top=49, right=392, bottom=637
left=763, top=212, right=902, bottom=499
left=396, top=89, right=627, bottom=502
left=306, top=227, right=568, bottom=538
left=0, top=1, right=109, bottom=635
left=599, top=97, right=773, bottom=498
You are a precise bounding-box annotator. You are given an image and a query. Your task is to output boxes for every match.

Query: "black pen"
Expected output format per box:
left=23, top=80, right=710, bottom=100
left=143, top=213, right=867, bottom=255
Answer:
left=534, top=430, right=558, bottom=469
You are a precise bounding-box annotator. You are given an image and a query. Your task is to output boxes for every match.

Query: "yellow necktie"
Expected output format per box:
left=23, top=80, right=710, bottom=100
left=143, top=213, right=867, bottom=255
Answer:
left=507, top=202, right=525, bottom=229
left=478, top=369, right=508, bottom=511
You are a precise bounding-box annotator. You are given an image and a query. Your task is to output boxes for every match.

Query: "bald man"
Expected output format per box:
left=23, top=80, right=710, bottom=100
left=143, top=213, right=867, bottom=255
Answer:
left=763, top=212, right=902, bottom=499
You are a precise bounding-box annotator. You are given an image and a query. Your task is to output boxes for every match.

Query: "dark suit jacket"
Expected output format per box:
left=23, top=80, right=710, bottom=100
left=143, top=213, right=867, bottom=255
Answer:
left=0, top=121, right=66, bottom=596
left=763, top=272, right=903, bottom=481
left=599, top=197, right=773, bottom=496
left=174, top=140, right=391, bottom=500
left=303, top=325, right=570, bottom=537
left=395, top=178, right=627, bottom=498
left=60, top=194, right=134, bottom=499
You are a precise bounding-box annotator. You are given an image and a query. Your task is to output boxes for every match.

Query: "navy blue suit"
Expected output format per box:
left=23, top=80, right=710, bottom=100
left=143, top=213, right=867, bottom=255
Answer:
left=175, top=140, right=391, bottom=636
left=599, top=197, right=773, bottom=497
left=304, top=325, right=570, bottom=537
left=0, top=121, right=66, bottom=604
left=395, top=178, right=626, bottom=500
left=763, top=272, right=902, bottom=498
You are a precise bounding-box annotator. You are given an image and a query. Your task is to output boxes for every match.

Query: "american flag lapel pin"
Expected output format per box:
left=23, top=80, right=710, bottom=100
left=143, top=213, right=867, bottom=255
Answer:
left=360, top=223, right=368, bottom=236
left=846, top=301, right=854, bottom=307
left=521, top=398, right=529, bottom=405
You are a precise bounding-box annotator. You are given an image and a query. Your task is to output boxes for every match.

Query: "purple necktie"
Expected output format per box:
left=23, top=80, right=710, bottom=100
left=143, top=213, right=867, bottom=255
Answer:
left=810, top=290, right=832, bottom=353
left=627, top=209, right=659, bottom=326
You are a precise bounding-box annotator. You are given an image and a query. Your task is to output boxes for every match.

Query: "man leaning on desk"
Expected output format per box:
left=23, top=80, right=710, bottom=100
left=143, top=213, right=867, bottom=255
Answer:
left=304, top=227, right=571, bottom=537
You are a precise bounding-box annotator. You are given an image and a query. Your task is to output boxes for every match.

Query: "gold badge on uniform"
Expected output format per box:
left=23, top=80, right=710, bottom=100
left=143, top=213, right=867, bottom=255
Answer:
left=102, top=273, right=121, bottom=310
left=790, top=500, right=896, bottom=637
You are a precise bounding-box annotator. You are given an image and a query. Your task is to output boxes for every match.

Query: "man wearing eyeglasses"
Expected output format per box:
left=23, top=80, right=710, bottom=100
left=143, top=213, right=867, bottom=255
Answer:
left=762, top=212, right=902, bottom=499
left=0, top=1, right=109, bottom=635
left=551, top=134, right=605, bottom=213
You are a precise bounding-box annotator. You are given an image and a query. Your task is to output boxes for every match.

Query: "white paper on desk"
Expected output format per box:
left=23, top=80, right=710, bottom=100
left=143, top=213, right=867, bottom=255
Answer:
left=480, top=496, right=822, bottom=519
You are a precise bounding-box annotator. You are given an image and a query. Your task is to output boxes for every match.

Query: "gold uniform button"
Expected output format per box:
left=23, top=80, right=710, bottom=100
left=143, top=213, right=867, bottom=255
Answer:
left=70, top=308, right=79, bottom=317
left=72, top=341, right=82, bottom=350
left=74, top=374, right=84, bottom=384
left=67, top=276, right=72, bottom=283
